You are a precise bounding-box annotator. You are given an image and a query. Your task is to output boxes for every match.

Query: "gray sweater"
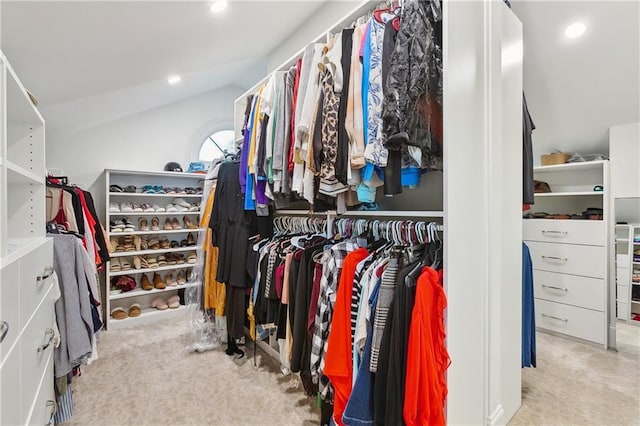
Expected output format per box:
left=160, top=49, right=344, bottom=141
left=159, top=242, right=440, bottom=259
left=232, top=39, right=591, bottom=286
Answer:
left=51, top=234, right=94, bottom=378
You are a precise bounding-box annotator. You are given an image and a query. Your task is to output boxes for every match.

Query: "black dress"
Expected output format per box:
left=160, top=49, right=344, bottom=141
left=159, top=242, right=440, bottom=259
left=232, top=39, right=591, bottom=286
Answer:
left=209, top=161, right=256, bottom=338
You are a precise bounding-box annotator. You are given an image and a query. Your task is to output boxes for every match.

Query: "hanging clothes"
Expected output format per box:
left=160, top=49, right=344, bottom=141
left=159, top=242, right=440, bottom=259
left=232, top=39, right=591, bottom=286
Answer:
left=522, top=242, right=536, bottom=368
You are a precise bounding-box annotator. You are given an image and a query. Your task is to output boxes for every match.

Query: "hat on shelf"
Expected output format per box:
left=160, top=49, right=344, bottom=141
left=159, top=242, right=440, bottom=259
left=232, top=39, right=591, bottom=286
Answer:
left=187, top=161, right=207, bottom=174
left=164, top=162, right=183, bottom=172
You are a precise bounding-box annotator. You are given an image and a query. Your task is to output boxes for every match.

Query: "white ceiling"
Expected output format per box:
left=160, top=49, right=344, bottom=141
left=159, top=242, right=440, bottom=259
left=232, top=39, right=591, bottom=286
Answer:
left=1, top=0, right=638, bottom=155
left=511, top=0, right=640, bottom=160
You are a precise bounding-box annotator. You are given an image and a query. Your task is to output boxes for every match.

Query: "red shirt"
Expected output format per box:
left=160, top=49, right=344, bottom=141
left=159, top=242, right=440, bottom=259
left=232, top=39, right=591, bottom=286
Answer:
left=403, top=267, right=450, bottom=426
left=323, top=248, right=369, bottom=426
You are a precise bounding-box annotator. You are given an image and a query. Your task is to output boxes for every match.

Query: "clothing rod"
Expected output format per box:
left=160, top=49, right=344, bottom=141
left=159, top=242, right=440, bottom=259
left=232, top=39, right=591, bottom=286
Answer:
left=273, top=209, right=444, bottom=218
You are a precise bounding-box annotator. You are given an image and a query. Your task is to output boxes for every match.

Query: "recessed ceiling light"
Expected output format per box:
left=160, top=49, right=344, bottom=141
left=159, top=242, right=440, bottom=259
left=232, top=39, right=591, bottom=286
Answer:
left=565, top=22, right=586, bottom=39
left=167, top=75, right=181, bottom=85
left=209, top=1, right=228, bottom=13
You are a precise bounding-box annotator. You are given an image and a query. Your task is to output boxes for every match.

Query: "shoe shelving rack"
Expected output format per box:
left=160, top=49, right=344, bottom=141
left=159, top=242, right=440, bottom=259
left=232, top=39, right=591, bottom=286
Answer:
left=615, top=224, right=640, bottom=324
left=104, top=169, right=205, bottom=330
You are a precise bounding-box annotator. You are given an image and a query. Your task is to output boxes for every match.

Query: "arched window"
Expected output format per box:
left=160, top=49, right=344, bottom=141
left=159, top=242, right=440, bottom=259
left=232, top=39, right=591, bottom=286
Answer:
left=198, top=130, right=236, bottom=163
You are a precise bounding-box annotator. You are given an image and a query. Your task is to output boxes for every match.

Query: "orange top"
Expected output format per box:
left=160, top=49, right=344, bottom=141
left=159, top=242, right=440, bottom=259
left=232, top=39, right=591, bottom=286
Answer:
left=403, top=267, right=450, bottom=426
left=323, top=248, right=369, bottom=426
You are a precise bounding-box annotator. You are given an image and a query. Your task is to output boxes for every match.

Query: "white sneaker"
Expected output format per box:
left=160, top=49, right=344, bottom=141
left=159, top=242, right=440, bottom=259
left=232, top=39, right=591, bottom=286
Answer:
left=175, top=204, right=188, bottom=212
left=109, top=202, right=120, bottom=212
left=172, top=198, right=191, bottom=208
left=166, top=204, right=178, bottom=212
left=121, top=202, right=133, bottom=212
left=153, top=204, right=166, bottom=212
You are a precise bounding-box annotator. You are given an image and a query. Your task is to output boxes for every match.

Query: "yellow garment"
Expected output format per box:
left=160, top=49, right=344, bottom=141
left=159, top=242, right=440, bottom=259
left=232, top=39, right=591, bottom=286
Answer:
left=248, top=86, right=264, bottom=175
left=200, top=185, right=225, bottom=314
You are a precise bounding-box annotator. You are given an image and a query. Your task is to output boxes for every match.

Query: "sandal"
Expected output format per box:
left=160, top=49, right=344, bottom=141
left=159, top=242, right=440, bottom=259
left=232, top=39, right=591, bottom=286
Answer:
left=151, top=217, right=160, bottom=231
left=120, top=258, right=132, bottom=270
left=128, top=304, right=142, bottom=317
left=141, top=274, right=153, bottom=290
left=167, top=295, right=180, bottom=308
left=110, top=258, right=122, bottom=272
left=160, top=237, right=170, bottom=249
left=111, top=307, right=128, bottom=320
left=183, top=215, right=198, bottom=229
left=150, top=297, right=168, bottom=310
left=177, top=271, right=186, bottom=285
left=171, top=218, right=182, bottom=230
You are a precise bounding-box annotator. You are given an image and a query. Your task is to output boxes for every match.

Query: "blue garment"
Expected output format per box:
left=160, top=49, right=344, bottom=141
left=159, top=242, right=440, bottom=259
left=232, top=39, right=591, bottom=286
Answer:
left=342, top=279, right=380, bottom=425
left=361, top=22, right=372, bottom=148
left=522, top=242, right=536, bottom=368
left=401, top=167, right=421, bottom=188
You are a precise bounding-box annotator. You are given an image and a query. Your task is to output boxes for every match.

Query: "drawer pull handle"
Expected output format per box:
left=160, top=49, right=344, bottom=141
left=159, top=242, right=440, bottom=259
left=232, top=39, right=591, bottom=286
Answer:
left=541, top=255, right=568, bottom=262
left=45, top=400, right=57, bottom=426
left=541, top=284, right=569, bottom=292
left=37, top=266, right=55, bottom=283
left=542, top=230, right=568, bottom=236
left=38, top=328, right=55, bottom=353
left=0, top=321, right=8, bottom=343
left=542, top=313, right=568, bottom=322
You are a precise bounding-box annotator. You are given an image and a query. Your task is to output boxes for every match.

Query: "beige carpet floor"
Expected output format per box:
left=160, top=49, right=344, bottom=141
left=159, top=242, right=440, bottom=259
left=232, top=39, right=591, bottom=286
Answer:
left=67, top=319, right=639, bottom=426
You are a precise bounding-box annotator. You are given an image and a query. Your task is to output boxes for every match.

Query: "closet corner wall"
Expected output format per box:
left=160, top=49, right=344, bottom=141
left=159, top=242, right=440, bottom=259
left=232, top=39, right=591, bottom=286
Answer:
left=233, top=1, right=524, bottom=424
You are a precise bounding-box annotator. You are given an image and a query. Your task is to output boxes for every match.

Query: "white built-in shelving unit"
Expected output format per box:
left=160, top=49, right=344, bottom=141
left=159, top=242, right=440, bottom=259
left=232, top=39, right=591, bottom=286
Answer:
left=0, top=50, right=57, bottom=426
left=523, top=160, right=611, bottom=347
left=104, top=169, right=204, bottom=330
left=615, top=224, right=640, bottom=324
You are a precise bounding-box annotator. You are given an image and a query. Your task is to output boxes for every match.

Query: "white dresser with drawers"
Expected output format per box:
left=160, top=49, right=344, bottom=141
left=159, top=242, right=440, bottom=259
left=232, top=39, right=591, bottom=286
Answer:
left=524, top=161, right=611, bottom=347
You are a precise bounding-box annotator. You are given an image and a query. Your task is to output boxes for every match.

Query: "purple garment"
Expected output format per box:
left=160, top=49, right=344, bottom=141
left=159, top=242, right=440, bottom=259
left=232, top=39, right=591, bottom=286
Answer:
left=255, top=178, right=268, bottom=206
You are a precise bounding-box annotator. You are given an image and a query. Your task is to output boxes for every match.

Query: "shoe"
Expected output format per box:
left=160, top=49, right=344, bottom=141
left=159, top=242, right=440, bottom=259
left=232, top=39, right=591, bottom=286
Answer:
left=183, top=215, right=198, bottom=229
left=128, top=304, right=142, bottom=317
left=187, top=252, right=197, bottom=264
left=123, top=218, right=135, bottom=231
left=189, top=203, right=200, bottom=212
left=167, top=295, right=180, bottom=308
left=157, top=255, right=167, bottom=267
left=141, top=203, right=155, bottom=212
left=109, top=237, right=119, bottom=252
left=140, top=237, right=149, bottom=250
left=148, top=238, right=160, bottom=250
left=111, top=307, right=128, bottom=320
left=170, top=240, right=179, bottom=248
left=153, top=204, right=166, bottom=212
left=110, top=258, right=122, bottom=272
left=186, top=270, right=193, bottom=282
left=166, top=204, right=178, bottom=212
left=151, top=217, right=160, bottom=231
left=121, top=203, right=134, bottom=213
left=109, top=185, right=124, bottom=193
left=147, top=256, right=159, bottom=268
left=142, top=185, right=156, bottom=194
left=180, top=239, right=188, bottom=247
left=175, top=254, right=185, bottom=264
left=186, top=232, right=196, bottom=246
left=166, top=187, right=177, bottom=195
left=185, top=188, right=197, bottom=195
left=165, top=253, right=177, bottom=265
left=153, top=273, right=166, bottom=289
left=177, top=271, right=186, bottom=285
left=131, top=202, right=143, bottom=212
left=124, top=185, right=137, bottom=193
left=165, top=273, right=177, bottom=287
left=155, top=186, right=167, bottom=194
left=151, top=297, right=168, bottom=310
left=163, top=218, right=173, bottom=230
left=160, top=237, right=170, bottom=249
left=141, top=274, right=153, bottom=290
left=134, top=235, right=142, bottom=251
left=139, top=218, right=149, bottom=232
left=173, top=198, right=191, bottom=209
left=120, top=258, right=132, bottom=270
left=171, top=217, right=182, bottom=230
left=133, top=256, right=142, bottom=269
left=109, top=202, right=121, bottom=212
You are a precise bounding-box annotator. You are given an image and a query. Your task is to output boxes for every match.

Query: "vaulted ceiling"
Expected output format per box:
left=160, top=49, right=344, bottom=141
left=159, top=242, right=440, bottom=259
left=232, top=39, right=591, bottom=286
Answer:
left=1, top=0, right=638, bottom=159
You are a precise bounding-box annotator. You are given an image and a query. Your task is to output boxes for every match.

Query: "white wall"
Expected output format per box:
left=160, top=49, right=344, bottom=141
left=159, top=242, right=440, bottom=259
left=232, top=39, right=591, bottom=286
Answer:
left=266, top=0, right=364, bottom=71
left=45, top=85, right=242, bottom=218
